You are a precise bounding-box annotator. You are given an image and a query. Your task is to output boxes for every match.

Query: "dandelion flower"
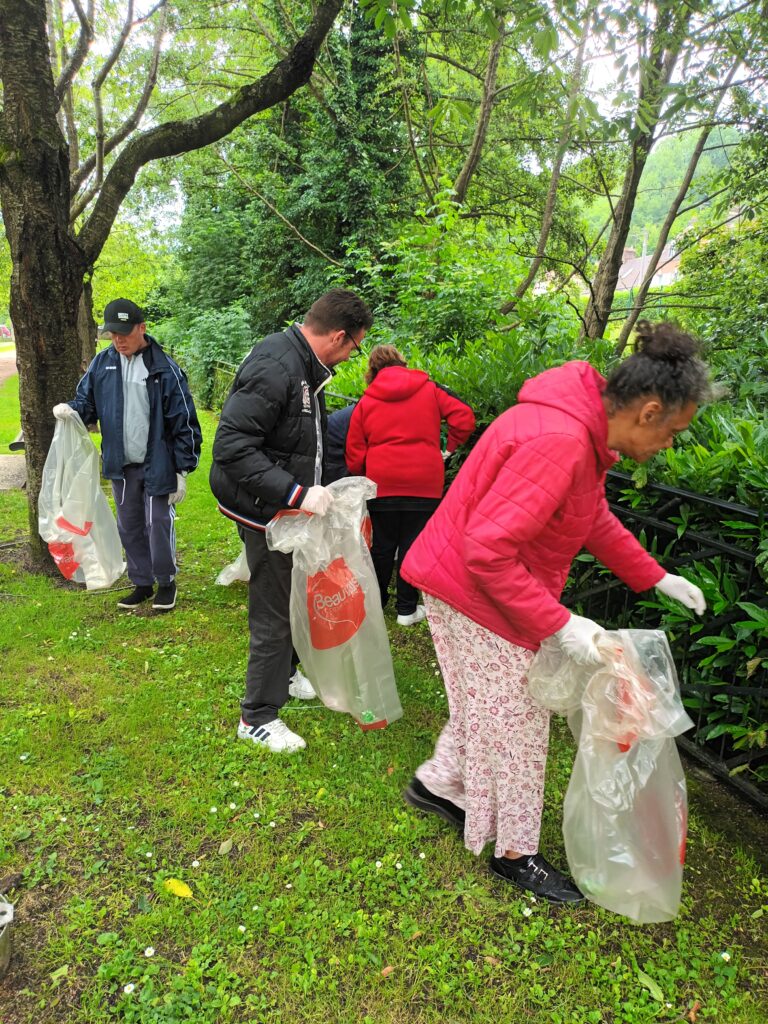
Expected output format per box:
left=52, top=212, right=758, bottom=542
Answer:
left=522, top=907, right=533, bottom=918
left=229, top=802, right=237, bottom=810
left=192, top=860, right=200, bottom=868
left=375, top=861, right=383, bottom=869
left=252, top=905, right=259, bottom=911
left=144, top=947, right=155, bottom=958
left=395, top=862, right=402, bottom=870
left=269, top=821, right=276, bottom=828
left=123, top=983, right=135, bottom=994
left=145, top=852, right=152, bottom=858
left=238, top=925, right=246, bottom=933
left=419, top=852, right=425, bottom=860
left=210, top=807, right=217, bottom=814
left=285, top=883, right=293, bottom=889
left=721, top=952, right=731, bottom=962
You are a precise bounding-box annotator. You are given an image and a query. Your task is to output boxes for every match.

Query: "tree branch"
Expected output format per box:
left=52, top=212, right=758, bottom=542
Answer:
left=54, top=0, right=94, bottom=104
left=70, top=4, right=167, bottom=219
left=502, top=11, right=590, bottom=311
left=220, top=154, right=343, bottom=267
left=77, top=0, right=344, bottom=263
left=453, top=19, right=505, bottom=206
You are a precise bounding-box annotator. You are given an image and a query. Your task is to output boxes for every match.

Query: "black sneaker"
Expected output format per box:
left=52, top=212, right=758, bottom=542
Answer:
left=152, top=582, right=177, bottom=611
left=489, top=852, right=584, bottom=904
left=117, top=585, right=154, bottom=609
left=403, top=777, right=465, bottom=829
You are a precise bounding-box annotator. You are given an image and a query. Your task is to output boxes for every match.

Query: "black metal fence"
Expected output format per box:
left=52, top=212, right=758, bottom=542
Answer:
left=565, top=470, right=767, bottom=810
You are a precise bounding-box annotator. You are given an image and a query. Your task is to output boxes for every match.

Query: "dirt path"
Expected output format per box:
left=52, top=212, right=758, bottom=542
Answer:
left=0, top=347, right=17, bottom=385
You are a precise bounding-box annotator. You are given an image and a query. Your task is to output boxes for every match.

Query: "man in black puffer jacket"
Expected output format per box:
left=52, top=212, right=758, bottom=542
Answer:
left=211, top=289, right=372, bottom=753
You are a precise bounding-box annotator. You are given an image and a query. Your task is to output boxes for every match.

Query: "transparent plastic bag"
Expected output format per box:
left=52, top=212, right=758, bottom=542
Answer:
left=38, top=416, right=125, bottom=590
left=266, top=477, right=402, bottom=730
left=215, top=544, right=250, bottom=585
left=528, top=629, right=692, bottom=923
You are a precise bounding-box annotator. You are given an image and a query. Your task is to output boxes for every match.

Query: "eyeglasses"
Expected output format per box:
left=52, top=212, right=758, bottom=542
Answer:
left=345, top=332, right=363, bottom=357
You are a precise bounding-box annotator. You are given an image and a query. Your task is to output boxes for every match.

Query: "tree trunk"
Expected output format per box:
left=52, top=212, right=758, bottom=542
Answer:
left=0, top=0, right=344, bottom=554
left=0, top=0, right=89, bottom=559
left=582, top=4, right=691, bottom=340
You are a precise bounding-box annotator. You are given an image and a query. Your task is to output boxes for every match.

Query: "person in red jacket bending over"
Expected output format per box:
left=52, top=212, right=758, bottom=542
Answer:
left=345, top=345, right=475, bottom=625
left=400, top=321, right=711, bottom=904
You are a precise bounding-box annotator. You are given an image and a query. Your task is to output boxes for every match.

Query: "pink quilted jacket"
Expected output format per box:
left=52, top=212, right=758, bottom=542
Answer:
left=400, top=361, right=665, bottom=649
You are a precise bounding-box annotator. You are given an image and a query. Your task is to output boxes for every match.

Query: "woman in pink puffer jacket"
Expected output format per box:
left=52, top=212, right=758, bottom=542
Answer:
left=401, top=322, right=711, bottom=904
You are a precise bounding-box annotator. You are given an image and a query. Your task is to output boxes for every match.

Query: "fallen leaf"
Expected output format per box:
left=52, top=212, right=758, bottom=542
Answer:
left=637, top=969, right=663, bottom=1002
left=688, top=1000, right=702, bottom=1022
left=218, top=838, right=234, bottom=856
left=386, top=765, right=395, bottom=776
left=409, top=930, right=423, bottom=941
left=484, top=956, right=501, bottom=966
left=163, top=878, right=193, bottom=899
left=746, top=657, right=761, bottom=679
left=380, top=965, right=395, bottom=979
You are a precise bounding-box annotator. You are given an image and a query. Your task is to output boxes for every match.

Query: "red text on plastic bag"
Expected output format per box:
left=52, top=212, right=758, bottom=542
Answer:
left=48, top=541, right=80, bottom=579
left=307, top=557, right=366, bottom=650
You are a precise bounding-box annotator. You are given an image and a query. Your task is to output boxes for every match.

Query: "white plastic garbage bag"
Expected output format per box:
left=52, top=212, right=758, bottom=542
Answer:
left=266, top=477, right=402, bottom=730
left=528, top=629, right=692, bottom=923
left=215, top=544, right=250, bottom=585
left=38, top=416, right=125, bottom=590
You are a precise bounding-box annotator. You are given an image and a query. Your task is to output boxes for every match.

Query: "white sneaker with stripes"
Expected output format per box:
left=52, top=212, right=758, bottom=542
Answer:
left=237, top=718, right=306, bottom=752
left=288, top=667, right=316, bottom=700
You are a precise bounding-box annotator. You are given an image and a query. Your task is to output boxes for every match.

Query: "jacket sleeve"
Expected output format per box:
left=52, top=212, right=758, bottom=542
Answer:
left=344, top=400, right=368, bottom=476
left=463, top=434, right=584, bottom=642
left=211, top=355, right=299, bottom=506
left=69, top=359, right=99, bottom=426
left=434, top=384, right=476, bottom=452
left=164, top=361, right=203, bottom=474
left=584, top=492, right=666, bottom=591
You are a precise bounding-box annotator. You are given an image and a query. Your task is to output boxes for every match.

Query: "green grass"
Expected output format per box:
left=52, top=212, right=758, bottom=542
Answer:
left=0, top=371, right=21, bottom=450
left=0, top=389, right=766, bottom=1023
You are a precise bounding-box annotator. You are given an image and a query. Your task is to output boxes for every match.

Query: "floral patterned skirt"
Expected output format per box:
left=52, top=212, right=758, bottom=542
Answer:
left=416, top=595, right=551, bottom=857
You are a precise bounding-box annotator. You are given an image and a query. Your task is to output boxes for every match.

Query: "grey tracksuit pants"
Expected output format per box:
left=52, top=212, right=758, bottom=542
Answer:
left=112, top=464, right=177, bottom=586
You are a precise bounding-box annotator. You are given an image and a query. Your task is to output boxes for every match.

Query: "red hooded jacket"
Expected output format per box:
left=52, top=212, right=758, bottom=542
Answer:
left=345, top=366, right=475, bottom=499
left=400, top=361, right=665, bottom=649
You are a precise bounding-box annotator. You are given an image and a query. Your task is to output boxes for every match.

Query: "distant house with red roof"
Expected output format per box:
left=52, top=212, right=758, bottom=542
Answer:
left=616, top=245, right=681, bottom=291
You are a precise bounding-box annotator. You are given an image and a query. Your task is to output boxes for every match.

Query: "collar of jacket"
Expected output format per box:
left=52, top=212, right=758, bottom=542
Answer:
left=107, top=334, right=169, bottom=374
left=286, top=323, right=333, bottom=391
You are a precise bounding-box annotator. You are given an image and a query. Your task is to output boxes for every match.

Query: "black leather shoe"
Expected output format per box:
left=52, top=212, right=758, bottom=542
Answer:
left=117, top=585, right=154, bottom=609
left=489, top=853, right=584, bottom=904
left=403, top=777, right=465, bottom=829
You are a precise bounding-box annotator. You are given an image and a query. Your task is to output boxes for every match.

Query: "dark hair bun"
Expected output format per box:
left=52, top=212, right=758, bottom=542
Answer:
left=634, top=320, right=700, bottom=362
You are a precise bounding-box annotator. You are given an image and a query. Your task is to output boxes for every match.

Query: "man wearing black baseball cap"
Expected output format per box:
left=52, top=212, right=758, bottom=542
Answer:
left=53, top=298, right=202, bottom=612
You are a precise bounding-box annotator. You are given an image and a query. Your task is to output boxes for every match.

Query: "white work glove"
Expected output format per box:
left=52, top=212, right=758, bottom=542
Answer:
left=53, top=403, right=78, bottom=420
left=552, top=613, right=606, bottom=666
left=168, top=473, right=187, bottom=505
left=301, top=485, right=333, bottom=516
left=655, top=572, right=706, bottom=615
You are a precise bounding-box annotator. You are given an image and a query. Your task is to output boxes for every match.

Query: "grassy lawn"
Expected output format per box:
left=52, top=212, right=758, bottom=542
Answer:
left=0, top=373, right=766, bottom=1023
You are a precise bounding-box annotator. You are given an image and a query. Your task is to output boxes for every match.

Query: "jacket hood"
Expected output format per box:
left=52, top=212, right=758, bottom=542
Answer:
left=365, top=365, right=429, bottom=402
left=517, top=361, right=616, bottom=471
